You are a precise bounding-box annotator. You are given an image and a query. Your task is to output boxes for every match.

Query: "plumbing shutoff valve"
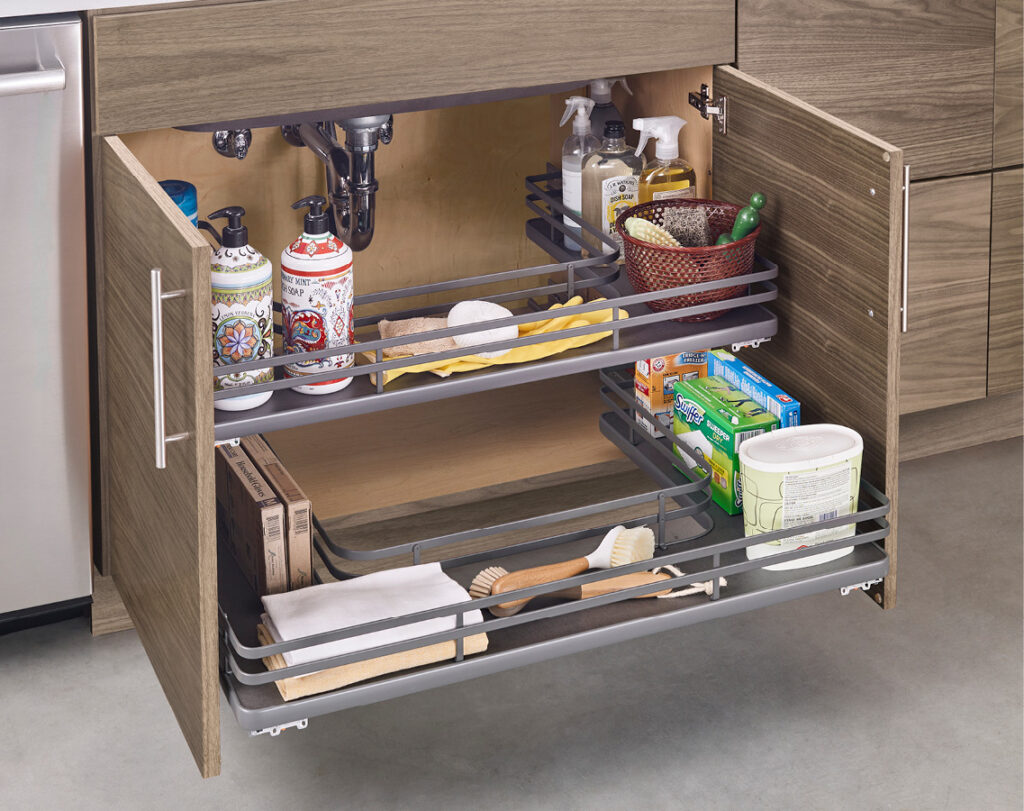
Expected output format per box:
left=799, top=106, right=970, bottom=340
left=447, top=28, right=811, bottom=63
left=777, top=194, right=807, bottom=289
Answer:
left=213, top=129, right=253, bottom=160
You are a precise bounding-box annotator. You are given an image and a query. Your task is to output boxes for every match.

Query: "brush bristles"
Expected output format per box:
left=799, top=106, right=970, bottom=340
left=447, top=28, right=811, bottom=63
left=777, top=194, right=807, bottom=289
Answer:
left=609, top=526, right=656, bottom=567
left=469, top=566, right=508, bottom=599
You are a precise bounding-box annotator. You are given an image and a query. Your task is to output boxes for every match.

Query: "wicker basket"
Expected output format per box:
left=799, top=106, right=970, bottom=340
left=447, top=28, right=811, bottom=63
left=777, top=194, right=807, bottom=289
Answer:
left=615, top=198, right=759, bottom=322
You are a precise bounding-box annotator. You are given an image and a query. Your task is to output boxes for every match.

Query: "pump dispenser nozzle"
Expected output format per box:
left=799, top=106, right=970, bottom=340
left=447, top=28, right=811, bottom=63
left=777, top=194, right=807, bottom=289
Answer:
left=560, top=96, right=596, bottom=133
left=292, top=195, right=330, bottom=236
left=633, top=116, right=687, bottom=159
left=205, top=206, right=248, bottom=248
left=589, top=77, right=633, bottom=104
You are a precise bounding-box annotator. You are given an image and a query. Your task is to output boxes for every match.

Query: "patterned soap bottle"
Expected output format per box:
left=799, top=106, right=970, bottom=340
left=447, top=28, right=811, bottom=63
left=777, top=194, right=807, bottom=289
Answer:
left=280, top=195, right=354, bottom=395
left=198, top=207, right=274, bottom=411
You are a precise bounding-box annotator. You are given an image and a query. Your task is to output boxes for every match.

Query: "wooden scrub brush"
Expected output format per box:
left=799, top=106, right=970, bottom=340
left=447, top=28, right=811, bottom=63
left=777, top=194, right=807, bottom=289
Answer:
left=622, top=217, right=682, bottom=248
left=468, top=525, right=655, bottom=616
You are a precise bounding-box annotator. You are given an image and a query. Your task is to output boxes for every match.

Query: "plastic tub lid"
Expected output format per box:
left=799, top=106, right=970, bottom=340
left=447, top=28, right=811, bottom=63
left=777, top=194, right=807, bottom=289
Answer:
left=739, top=424, right=863, bottom=473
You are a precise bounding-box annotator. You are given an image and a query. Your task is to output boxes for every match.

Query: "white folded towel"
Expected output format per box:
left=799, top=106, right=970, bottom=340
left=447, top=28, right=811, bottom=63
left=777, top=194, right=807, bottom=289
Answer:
left=261, top=562, right=484, bottom=667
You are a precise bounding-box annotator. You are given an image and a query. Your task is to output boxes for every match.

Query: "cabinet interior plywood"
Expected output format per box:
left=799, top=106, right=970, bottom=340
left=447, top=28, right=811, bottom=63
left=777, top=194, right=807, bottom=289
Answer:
left=737, top=0, right=995, bottom=180
left=900, top=174, right=992, bottom=414
left=994, top=0, right=1024, bottom=168
left=988, top=168, right=1024, bottom=397
left=123, top=99, right=631, bottom=511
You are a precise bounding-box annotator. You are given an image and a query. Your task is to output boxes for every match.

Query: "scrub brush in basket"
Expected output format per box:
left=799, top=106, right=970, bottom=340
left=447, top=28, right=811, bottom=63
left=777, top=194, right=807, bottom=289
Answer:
left=622, top=217, right=682, bottom=248
left=469, top=525, right=655, bottom=616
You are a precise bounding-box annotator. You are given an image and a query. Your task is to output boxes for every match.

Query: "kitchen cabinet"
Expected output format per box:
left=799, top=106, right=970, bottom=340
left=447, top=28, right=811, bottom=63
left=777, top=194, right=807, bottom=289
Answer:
left=988, top=168, right=1024, bottom=397
left=88, top=2, right=901, bottom=779
left=899, top=175, right=992, bottom=414
left=736, top=0, right=1023, bottom=425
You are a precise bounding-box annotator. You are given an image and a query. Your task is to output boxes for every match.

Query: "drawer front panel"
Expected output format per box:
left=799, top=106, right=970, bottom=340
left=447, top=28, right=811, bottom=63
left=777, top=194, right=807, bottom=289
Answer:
left=89, top=0, right=734, bottom=134
left=900, top=174, right=991, bottom=414
left=988, top=168, right=1024, bottom=396
left=994, top=0, right=1023, bottom=168
left=737, top=0, right=996, bottom=181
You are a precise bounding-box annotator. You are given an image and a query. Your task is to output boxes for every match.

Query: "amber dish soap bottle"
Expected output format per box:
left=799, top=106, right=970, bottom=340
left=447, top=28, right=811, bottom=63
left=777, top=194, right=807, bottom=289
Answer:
left=280, top=195, right=355, bottom=395
left=581, top=120, right=644, bottom=255
left=633, top=116, right=697, bottom=203
left=199, top=207, right=274, bottom=412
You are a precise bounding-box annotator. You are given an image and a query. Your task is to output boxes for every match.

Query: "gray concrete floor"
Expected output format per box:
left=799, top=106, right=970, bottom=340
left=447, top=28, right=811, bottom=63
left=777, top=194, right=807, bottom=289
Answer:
left=1, top=439, right=1021, bottom=809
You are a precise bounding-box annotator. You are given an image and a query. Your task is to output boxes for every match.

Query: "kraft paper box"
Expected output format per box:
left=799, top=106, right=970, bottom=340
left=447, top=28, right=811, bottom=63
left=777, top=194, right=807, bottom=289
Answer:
left=672, top=375, right=779, bottom=515
left=634, top=351, right=708, bottom=436
left=240, top=435, right=314, bottom=591
left=216, top=444, right=287, bottom=595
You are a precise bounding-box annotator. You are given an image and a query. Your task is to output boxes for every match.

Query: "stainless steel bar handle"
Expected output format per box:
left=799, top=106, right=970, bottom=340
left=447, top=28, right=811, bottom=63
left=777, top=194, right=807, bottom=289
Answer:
left=0, top=59, right=66, bottom=98
left=901, top=165, right=910, bottom=333
left=151, top=269, right=189, bottom=469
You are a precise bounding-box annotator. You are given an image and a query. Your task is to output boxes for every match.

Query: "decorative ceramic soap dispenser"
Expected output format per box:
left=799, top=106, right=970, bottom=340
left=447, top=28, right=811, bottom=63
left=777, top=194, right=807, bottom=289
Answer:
left=198, top=206, right=274, bottom=412
left=280, top=195, right=355, bottom=395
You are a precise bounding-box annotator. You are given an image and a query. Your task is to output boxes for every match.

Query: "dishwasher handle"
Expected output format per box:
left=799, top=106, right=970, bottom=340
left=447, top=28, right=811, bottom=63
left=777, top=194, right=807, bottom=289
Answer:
left=0, top=58, right=65, bottom=98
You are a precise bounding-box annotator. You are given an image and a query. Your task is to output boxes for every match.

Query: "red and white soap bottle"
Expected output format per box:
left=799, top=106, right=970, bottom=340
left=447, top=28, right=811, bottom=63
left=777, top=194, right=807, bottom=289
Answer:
left=280, top=195, right=355, bottom=395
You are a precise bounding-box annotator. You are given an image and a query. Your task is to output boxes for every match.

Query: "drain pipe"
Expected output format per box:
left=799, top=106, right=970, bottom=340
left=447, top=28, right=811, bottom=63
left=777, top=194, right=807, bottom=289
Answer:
left=282, top=115, right=392, bottom=251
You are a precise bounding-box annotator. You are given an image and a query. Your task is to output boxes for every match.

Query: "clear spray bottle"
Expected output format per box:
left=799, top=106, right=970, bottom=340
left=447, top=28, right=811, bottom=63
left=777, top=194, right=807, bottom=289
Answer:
left=559, top=96, right=600, bottom=251
left=588, top=77, right=632, bottom=140
left=633, top=116, right=697, bottom=203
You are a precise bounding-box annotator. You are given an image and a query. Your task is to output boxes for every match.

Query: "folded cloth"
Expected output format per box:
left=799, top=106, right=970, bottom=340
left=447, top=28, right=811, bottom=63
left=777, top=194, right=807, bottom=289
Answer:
left=378, top=316, right=456, bottom=359
left=361, top=296, right=628, bottom=386
left=261, top=562, right=483, bottom=668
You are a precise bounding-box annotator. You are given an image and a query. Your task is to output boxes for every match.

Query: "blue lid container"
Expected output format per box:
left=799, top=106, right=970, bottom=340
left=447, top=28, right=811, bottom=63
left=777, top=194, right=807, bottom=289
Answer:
left=158, top=180, right=198, bottom=226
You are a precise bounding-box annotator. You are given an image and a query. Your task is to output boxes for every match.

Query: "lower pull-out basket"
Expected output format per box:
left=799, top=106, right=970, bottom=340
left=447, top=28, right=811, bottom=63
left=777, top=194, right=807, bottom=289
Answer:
left=218, top=370, right=889, bottom=733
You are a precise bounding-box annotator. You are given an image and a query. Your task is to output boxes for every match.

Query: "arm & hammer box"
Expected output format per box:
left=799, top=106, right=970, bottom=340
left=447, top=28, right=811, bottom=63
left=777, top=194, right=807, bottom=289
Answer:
left=216, top=444, right=288, bottom=595
left=634, top=351, right=708, bottom=436
left=240, top=434, right=314, bottom=590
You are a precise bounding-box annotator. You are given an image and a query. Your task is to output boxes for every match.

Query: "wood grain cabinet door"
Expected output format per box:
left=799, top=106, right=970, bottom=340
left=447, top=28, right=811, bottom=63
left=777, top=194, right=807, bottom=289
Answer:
left=994, top=0, right=1023, bottom=168
left=99, top=137, right=219, bottom=777
left=712, top=66, right=903, bottom=606
left=736, top=0, right=995, bottom=181
left=900, top=174, right=992, bottom=414
left=988, top=168, right=1024, bottom=396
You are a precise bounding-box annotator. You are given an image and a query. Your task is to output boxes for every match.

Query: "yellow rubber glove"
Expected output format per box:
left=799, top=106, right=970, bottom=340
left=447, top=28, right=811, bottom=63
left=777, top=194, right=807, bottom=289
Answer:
left=361, top=297, right=628, bottom=386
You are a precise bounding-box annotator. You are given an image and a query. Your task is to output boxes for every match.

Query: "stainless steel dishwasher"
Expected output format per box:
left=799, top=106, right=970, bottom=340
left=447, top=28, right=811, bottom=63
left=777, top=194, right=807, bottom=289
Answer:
left=0, top=14, right=91, bottom=619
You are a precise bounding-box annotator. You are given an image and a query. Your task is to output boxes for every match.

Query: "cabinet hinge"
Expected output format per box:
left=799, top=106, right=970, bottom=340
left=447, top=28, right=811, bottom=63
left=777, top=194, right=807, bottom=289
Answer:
left=688, top=84, right=727, bottom=134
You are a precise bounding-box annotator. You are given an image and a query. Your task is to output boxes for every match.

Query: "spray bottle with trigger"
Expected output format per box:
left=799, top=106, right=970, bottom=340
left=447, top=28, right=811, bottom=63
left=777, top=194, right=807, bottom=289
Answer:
left=633, top=116, right=697, bottom=203
left=589, top=77, right=633, bottom=141
left=559, top=96, right=600, bottom=252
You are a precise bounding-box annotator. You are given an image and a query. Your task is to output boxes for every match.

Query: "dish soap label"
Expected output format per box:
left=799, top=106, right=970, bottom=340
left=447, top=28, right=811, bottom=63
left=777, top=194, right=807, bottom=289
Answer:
left=281, top=195, right=355, bottom=395
left=652, top=183, right=696, bottom=201
left=601, top=175, right=639, bottom=254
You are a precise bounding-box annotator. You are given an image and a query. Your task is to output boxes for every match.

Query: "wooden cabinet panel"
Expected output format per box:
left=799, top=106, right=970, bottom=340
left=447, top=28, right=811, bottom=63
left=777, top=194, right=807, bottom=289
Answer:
left=88, top=0, right=734, bottom=134
left=994, top=0, right=1023, bottom=168
left=712, top=66, right=902, bottom=606
left=99, top=137, right=219, bottom=777
left=737, top=0, right=995, bottom=181
left=900, top=174, right=991, bottom=414
left=988, top=168, right=1024, bottom=396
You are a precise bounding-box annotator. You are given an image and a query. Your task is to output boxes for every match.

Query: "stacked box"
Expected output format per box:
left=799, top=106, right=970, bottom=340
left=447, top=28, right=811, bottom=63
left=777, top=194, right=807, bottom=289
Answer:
left=708, top=350, right=801, bottom=427
left=634, top=351, right=708, bottom=436
left=240, top=435, right=314, bottom=590
left=216, top=444, right=288, bottom=595
left=672, top=375, right=779, bottom=515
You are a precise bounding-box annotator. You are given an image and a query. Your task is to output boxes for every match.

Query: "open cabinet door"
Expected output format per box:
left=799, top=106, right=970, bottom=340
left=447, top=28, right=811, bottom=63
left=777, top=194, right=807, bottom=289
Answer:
left=711, top=66, right=902, bottom=607
left=98, top=137, right=219, bottom=775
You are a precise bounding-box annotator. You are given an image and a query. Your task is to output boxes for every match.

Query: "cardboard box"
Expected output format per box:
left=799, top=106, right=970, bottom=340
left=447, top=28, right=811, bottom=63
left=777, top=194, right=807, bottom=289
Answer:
left=216, top=444, right=287, bottom=595
left=708, top=349, right=801, bottom=427
left=240, top=435, right=314, bottom=591
left=634, top=351, right=708, bottom=436
left=672, top=376, right=779, bottom=515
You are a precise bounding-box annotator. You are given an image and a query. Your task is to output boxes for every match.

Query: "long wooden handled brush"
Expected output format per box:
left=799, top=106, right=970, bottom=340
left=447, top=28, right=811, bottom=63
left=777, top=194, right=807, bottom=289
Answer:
left=468, top=525, right=655, bottom=616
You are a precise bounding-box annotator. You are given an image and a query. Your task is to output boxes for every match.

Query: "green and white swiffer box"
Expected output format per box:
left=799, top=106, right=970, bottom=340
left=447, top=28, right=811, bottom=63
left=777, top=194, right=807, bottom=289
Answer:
left=672, top=376, right=779, bottom=515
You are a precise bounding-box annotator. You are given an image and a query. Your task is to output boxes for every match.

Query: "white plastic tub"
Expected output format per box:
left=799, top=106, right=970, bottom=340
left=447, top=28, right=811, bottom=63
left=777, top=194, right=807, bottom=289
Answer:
left=739, top=424, right=863, bottom=571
